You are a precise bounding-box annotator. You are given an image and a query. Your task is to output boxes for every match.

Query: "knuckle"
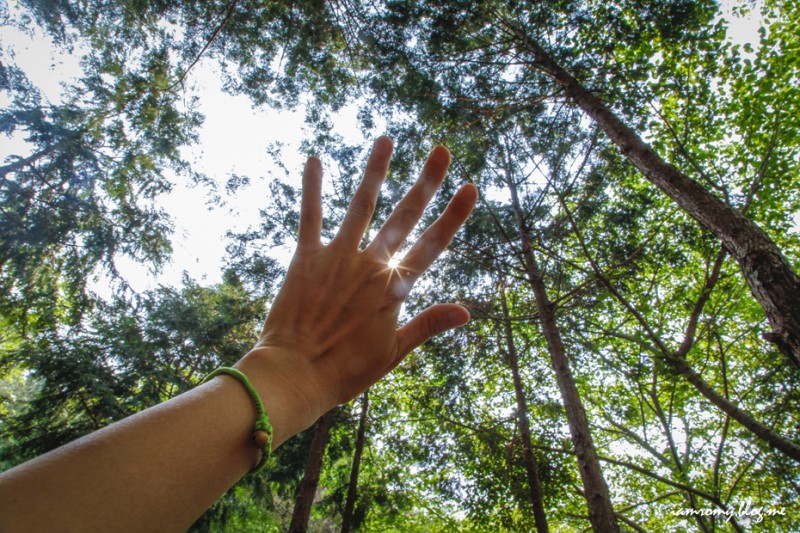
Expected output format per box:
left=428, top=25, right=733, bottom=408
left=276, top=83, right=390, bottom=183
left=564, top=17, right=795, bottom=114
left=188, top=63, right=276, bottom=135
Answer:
left=393, top=205, right=419, bottom=227
left=300, top=210, right=317, bottom=224
left=349, top=197, right=375, bottom=218
left=424, top=311, right=446, bottom=337
left=419, top=168, right=440, bottom=188
left=386, top=275, right=413, bottom=303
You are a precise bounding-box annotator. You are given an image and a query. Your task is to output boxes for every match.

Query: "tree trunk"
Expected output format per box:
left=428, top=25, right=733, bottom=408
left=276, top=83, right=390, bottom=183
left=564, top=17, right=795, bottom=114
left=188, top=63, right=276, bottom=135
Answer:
left=341, top=391, right=369, bottom=533
left=506, top=22, right=800, bottom=368
left=504, top=167, right=620, bottom=532
left=288, top=410, right=334, bottom=533
left=498, top=282, right=550, bottom=533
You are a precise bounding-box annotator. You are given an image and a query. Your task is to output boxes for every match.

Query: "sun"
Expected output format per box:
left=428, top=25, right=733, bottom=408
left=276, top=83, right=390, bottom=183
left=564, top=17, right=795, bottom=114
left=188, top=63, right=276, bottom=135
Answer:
left=387, top=255, right=401, bottom=270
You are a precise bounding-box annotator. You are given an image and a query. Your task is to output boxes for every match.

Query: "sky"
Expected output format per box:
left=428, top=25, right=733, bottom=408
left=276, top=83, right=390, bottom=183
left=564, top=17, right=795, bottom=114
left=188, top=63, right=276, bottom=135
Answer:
left=0, top=1, right=767, bottom=296
left=0, top=7, right=373, bottom=294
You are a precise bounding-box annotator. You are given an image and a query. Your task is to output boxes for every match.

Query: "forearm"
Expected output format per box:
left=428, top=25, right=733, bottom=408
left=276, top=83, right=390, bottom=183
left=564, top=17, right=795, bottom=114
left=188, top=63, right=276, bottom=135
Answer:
left=0, top=349, right=317, bottom=532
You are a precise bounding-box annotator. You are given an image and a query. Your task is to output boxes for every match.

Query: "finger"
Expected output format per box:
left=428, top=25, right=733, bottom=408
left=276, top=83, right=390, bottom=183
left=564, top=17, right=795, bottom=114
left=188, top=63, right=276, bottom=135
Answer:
left=366, top=144, right=451, bottom=261
left=400, top=183, right=478, bottom=276
left=333, top=136, right=393, bottom=250
left=394, top=304, right=470, bottom=362
left=298, top=156, right=323, bottom=249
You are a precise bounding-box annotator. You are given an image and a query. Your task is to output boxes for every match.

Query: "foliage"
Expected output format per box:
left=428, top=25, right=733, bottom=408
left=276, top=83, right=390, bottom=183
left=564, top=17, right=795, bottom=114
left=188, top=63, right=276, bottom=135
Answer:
left=2, top=0, right=799, bottom=531
left=0, top=22, right=202, bottom=344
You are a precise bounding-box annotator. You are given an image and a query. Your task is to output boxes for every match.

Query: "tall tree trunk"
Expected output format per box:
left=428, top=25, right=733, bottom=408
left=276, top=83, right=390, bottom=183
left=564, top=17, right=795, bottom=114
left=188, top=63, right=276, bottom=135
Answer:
left=498, top=282, right=550, bottom=533
left=503, top=20, right=800, bottom=367
left=341, top=391, right=369, bottom=533
left=504, top=166, right=620, bottom=532
left=288, top=410, right=335, bottom=533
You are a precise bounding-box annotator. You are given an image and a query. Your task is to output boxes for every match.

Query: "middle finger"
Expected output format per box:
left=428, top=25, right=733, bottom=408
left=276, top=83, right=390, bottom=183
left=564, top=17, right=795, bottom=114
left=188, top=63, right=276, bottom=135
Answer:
left=365, top=144, right=451, bottom=261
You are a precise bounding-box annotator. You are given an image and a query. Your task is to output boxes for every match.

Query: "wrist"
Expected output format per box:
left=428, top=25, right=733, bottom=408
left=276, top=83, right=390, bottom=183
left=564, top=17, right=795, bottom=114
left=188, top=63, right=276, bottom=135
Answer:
left=234, top=347, right=327, bottom=448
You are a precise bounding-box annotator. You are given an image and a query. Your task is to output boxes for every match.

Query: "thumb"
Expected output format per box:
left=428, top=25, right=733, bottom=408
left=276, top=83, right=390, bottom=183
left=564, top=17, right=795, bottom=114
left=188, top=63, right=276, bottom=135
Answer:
left=395, top=304, right=470, bottom=360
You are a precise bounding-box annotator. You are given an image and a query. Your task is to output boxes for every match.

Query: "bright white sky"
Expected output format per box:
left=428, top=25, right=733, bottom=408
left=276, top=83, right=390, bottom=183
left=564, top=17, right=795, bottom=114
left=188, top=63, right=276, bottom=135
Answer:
left=0, top=1, right=765, bottom=296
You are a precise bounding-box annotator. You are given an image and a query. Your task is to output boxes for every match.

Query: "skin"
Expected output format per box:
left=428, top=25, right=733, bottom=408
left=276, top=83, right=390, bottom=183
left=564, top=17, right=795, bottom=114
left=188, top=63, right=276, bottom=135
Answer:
left=0, top=136, right=478, bottom=532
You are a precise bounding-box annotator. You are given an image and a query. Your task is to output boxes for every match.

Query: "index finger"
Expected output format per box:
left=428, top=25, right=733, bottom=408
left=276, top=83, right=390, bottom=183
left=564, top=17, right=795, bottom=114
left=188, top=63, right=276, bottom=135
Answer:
left=297, top=156, right=323, bottom=249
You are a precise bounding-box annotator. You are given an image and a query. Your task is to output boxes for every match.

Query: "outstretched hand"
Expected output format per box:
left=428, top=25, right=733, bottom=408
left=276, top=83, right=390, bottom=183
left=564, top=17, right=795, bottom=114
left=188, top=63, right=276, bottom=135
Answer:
left=238, top=136, right=477, bottom=439
left=0, top=135, right=477, bottom=532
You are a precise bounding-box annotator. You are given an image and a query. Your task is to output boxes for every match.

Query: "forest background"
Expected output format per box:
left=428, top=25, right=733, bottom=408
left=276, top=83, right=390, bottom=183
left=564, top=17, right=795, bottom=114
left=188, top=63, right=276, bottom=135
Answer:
left=1, top=0, right=799, bottom=531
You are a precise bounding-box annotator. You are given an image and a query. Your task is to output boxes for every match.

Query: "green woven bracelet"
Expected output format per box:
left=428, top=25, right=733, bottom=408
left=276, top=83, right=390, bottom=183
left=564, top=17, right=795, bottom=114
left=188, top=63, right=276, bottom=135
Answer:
left=203, top=367, right=273, bottom=473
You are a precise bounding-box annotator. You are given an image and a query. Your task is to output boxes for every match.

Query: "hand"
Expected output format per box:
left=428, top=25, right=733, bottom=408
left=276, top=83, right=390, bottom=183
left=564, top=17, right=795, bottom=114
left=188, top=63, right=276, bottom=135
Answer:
left=238, top=136, right=477, bottom=440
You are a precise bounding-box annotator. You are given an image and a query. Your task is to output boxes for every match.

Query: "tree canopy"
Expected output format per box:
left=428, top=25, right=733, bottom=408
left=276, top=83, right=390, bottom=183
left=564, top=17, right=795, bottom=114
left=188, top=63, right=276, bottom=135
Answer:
left=1, top=0, right=798, bottom=530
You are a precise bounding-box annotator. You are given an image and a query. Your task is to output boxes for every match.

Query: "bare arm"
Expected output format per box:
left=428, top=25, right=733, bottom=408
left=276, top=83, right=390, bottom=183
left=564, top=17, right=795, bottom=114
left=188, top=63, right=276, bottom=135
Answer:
left=0, top=136, right=478, bottom=532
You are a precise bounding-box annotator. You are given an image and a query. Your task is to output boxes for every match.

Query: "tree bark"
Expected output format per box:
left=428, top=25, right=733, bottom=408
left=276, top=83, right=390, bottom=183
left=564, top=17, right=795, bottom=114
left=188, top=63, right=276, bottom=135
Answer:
left=504, top=165, right=620, bottom=532
left=341, top=391, right=369, bottom=533
left=288, top=410, right=334, bottom=533
left=506, top=22, right=800, bottom=368
left=498, top=282, right=550, bottom=533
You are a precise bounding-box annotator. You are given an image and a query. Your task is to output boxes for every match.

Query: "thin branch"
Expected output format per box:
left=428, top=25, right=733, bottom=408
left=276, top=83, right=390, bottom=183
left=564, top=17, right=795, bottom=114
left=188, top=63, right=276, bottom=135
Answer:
left=742, top=110, right=781, bottom=214
left=169, top=0, right=240, bottom=91
left=676, top=247, right=727, bottom=358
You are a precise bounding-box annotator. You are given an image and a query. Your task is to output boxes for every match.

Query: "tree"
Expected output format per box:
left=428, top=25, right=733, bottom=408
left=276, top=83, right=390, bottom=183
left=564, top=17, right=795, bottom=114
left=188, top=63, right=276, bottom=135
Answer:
left=341, top=391, right=369, bottom=533
left=0, top=20, right=201, bottom=345
left=0, top=271, right=265, bottom=460
left=496, top=13, right=800, bottom=367
left=497, top=142, right=619, bottom=531
left=4, top=1, right=799, bottom=530
left=288, top=410, right=335, bottom=533
left=496, top=282, right=549, bottom=533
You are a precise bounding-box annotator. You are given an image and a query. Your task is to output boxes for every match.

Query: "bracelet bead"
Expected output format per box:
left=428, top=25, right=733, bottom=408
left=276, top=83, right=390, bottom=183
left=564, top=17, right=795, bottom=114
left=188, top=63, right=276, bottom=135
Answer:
left=253, top=430, right=271, bottom=448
